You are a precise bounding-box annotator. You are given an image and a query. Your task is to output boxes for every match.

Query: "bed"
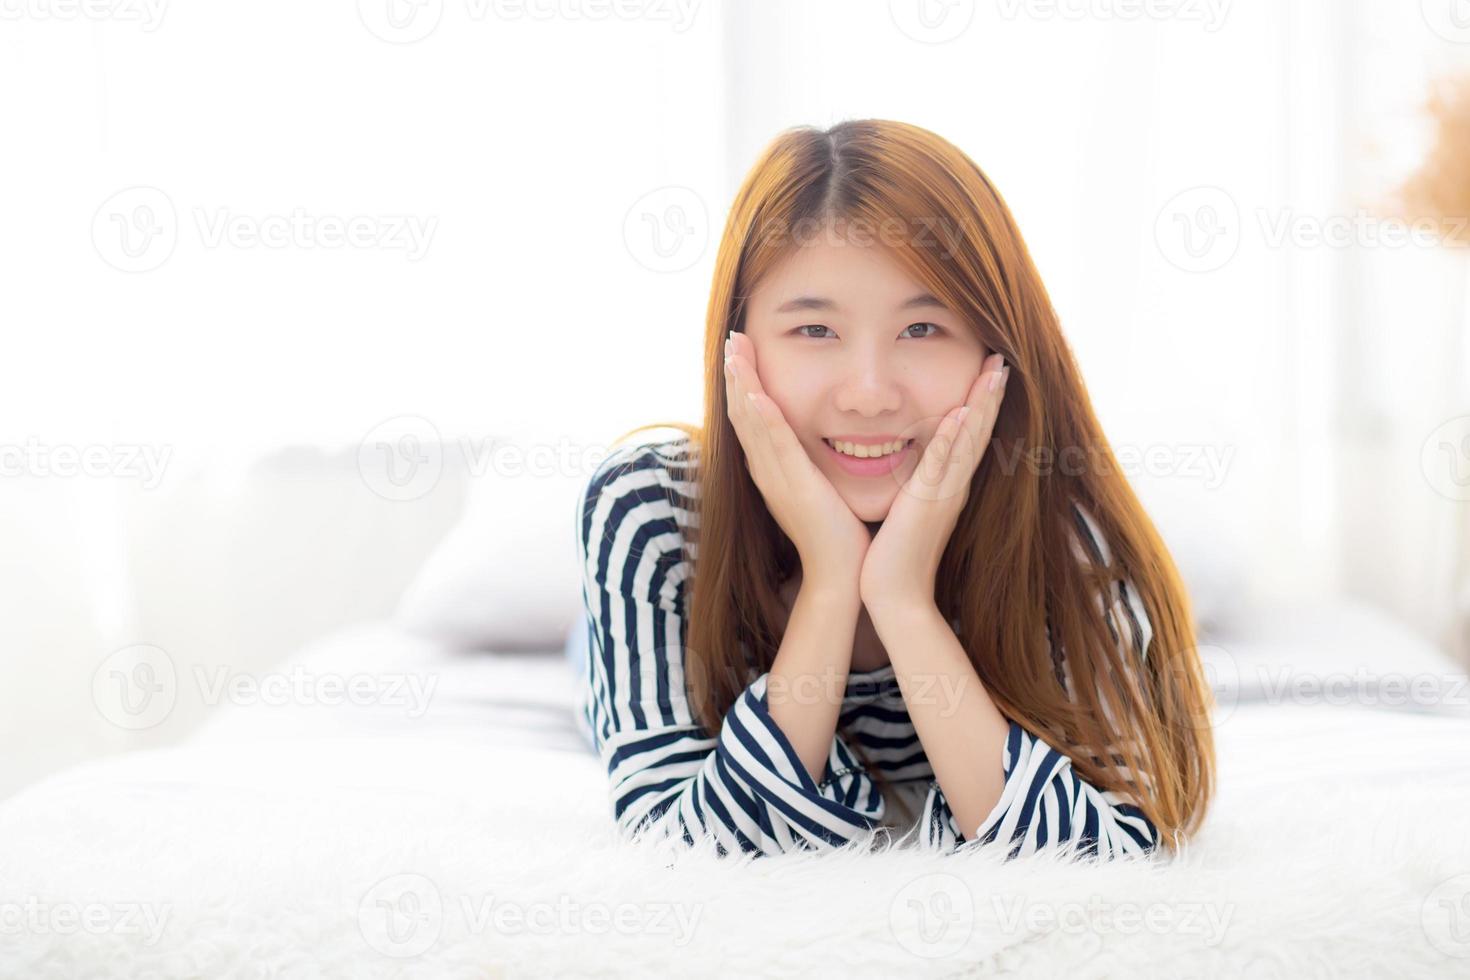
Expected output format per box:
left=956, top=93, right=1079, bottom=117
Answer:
left=3, top=601, right=1470, bottom=978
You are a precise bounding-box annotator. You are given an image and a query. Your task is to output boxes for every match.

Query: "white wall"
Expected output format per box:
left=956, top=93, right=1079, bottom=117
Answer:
left=4, top=0, right=1467, bottom=799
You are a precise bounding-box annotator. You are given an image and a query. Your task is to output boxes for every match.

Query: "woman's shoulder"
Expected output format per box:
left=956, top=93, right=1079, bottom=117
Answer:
left=586, top=432, right=701, bottom=502
left=590, top=432, right=698, bottom=480
left=580, top=432, right=702, bottom=550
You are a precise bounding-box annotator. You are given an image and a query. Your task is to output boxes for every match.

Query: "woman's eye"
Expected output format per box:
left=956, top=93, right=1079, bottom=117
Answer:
left=902, top=322, right=942, bottom=339
left=797, top=323, right=942, bottom=340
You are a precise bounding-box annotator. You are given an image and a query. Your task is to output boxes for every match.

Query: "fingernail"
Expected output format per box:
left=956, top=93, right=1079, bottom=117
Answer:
left=957, top=406, right=972, bottom=424
left=988, top=367, right=1005, bottom=392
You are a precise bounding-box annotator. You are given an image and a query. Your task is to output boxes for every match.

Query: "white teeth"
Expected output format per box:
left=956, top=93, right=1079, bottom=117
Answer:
left=827, top=439, right=907, bottom=459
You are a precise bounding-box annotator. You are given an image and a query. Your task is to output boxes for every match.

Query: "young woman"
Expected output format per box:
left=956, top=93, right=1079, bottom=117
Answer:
left=575, top=119, right=1215, bottom=860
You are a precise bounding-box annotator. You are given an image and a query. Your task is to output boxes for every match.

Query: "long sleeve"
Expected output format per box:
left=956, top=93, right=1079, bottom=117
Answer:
left=918, top=503, right=1161, bottom=859
left=919, top=716, right=1159, bottom=858
left=577, top=441, right=885, bottom=856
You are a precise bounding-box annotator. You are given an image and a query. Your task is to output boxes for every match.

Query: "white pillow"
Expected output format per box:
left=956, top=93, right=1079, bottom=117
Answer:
left=394, top=431, right=1247, bottom=653
left=393, top=443, right=592, bottom=652
left=1124, top=470, right=1249, bottom=639
left=1198, top=597, right=1470, bottom=718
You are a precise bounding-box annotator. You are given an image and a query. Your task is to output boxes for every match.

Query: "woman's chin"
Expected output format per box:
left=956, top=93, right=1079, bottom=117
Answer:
left=840, top=488, right=896, bottom=525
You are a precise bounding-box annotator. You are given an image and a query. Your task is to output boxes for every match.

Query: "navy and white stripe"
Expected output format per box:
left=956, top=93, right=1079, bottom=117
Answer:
left=576, top=435, right=1159, bottom=859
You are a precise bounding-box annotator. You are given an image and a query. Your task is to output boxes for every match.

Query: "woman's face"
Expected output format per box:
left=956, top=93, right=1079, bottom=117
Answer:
left=743, top=233, right=989, bottom=524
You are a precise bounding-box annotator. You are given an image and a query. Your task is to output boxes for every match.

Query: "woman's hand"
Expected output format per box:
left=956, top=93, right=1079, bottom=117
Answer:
left=724, top=330, right=871, bottom=593
left=860, top=352, right=1010, bottom=616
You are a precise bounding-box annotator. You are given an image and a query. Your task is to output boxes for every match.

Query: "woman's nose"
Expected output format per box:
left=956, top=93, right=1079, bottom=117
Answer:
left=832, top=353, right=902, bottom=415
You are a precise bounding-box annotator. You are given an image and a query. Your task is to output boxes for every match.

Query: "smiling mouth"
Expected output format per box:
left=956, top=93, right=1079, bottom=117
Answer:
left=821, top=437, right=913, bottom=459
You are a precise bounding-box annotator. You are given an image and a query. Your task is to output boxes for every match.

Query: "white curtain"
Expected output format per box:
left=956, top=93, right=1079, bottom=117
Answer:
left=721, top=0, right=1470, bottom=656
left=1337, top=0, right=1470, bottom=661
left=0, top=0, right=729, bottom=796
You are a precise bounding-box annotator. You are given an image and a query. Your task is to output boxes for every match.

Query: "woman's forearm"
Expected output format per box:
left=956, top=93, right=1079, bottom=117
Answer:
left=766, top=580, right=862, bottom=786
left=868, top=599, right=1011, bottom=840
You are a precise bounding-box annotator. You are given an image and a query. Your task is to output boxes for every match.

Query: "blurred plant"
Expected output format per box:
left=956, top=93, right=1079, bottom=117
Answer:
left=1393, top=71, right=1470, bottom=247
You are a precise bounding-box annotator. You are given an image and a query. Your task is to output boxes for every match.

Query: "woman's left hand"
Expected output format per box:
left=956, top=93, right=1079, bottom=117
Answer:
left=859, top=352, right=1010, bottom=615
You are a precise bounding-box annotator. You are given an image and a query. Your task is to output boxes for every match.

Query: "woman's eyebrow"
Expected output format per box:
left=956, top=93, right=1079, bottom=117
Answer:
left=773, top=292, right=948, bottom=314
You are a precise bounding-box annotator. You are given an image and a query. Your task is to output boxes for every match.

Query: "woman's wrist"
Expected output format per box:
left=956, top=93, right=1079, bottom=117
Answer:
left=797, top=575, right=863, bottom=613
left=863, top=593, right=941, bottom=626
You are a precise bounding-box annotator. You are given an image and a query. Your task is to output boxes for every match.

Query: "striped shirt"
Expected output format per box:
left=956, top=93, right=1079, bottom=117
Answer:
left=575, top=435, right=1159, bottom=859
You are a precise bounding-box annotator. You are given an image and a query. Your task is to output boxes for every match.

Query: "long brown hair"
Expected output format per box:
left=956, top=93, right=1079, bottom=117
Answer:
left=613, top=119, right=1215, bottom=850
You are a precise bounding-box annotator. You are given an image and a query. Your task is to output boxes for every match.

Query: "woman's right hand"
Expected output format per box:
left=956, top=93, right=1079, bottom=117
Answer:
left=724, top=329, right=871, bottom=594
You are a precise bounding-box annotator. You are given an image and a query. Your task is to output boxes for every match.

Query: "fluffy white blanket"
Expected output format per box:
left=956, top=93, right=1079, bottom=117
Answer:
left=2, top=707, right=1468, bottom=977
left=4, top=622, right=1470, bottom=977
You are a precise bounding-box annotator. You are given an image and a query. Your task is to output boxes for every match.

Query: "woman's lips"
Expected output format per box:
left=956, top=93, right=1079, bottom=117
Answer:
left=821, top=438, right=913, bottom=477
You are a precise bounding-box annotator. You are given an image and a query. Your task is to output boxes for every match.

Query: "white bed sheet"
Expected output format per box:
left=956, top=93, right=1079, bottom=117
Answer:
left=191, top=621, right=593, bottom=754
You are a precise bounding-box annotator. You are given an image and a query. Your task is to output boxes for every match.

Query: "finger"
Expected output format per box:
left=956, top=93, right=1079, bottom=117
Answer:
left=953, top=353, right=1009, bottom=467
left=912, top=404, right=965, bottom=497
left=727, top=341, right=793, bottom=488
left=729, top=332, right=808, bottom=462
left=725, top=345, right=775, bottom=465
left=936, top=405, right=974, bottom=498
left=748, top=389, right=807, bottom=471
